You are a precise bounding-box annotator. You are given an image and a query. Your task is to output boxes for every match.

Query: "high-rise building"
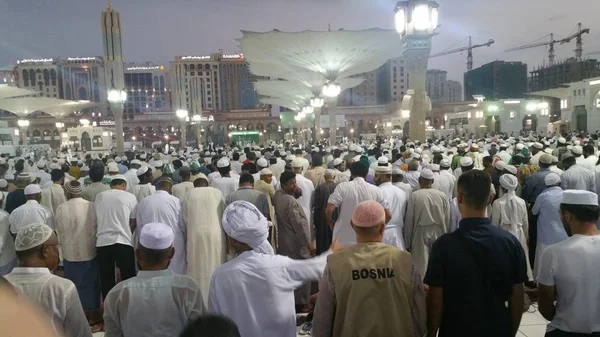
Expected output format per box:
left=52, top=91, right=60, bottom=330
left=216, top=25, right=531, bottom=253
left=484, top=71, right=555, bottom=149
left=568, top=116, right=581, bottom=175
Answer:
left=443, top=80, right=462, bottom=102
left=61, top=57, right=106, bottom=105
left=220, top=54, right=260, bottom=110
left=528, top=58, right=600, bottom=92
left=101, top=1, right=125, bottom=99
left=339, top=57, right=408, bottom=106
left=464, top=61, right=527, bottom=100
left=124, top=62, right=171, bottom=117
left=0, top=66, right=15, bottom=85
left=15, top=59, right=62, bottom=98
left=426, top=69, right=447, bottom=102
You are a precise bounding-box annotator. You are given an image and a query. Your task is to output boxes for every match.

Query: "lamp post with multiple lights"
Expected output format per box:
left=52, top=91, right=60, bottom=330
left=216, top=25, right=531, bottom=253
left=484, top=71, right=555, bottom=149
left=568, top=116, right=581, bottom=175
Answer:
left=322, top=82, right=341, bottom=142
left=17, top=119, right=30, bottom=146
left=107, top=88, right=127, bottom=155
left=395, top=0, right=439, bottom=141
left=310, top=96, right=324, bottom=141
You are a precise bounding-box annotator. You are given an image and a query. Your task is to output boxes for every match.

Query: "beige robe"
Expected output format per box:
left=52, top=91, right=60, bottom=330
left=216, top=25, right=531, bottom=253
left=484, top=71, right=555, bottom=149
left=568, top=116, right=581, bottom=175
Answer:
left=41, top=183, right=67, bottom=215
left=183, top=186, right=225, bottom=307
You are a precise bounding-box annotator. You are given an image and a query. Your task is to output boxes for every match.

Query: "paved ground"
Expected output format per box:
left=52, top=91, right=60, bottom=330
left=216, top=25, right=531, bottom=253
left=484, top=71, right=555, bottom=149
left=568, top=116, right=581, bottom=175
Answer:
left=93, top=306, right=549, bottom=337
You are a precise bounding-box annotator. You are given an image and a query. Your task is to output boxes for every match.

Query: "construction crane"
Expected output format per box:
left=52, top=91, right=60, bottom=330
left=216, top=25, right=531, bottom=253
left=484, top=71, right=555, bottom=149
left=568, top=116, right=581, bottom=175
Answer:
left=505, top=23, right=590, bottom=65
left=505, top=33, right=560, bottom=66
left=560, top=23, right=590, bottom=62
left=429, top=36, right=495, bottom=71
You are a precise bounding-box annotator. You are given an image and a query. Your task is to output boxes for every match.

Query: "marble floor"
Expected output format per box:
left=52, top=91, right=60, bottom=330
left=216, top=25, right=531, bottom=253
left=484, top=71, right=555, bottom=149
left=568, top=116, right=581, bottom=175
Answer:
left=93, top=306, right=549, bottom=337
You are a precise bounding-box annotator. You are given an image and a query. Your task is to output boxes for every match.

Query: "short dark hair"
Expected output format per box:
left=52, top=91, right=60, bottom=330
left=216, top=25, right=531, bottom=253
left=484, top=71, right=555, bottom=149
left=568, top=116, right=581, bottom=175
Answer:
left=232, top=152, right=240, bottom=161
left=239, top=173, right=254, bottom=185
left=457, top=170, right=491, bottom=211
left=194, top=178, right=209, bottom=187
left=583, top=144, right=595, bottom=155
left=156, top=179, right=173, bottom=190
left=172, top=160, right=182, bottom=169
left=241, top=162, right=257, bottom=174
left=217, top=166, right=231, bottom=176
left=482, top=156, right=493, bottom=168
left=432, top=154, right=443, bottom=164
left=50, top=169, right=64, bottom=182
left=350, top=161, right=368, bottom=178
left=560, top=204, right=600, bottom=223
left=14, top=161, right=24, bottom=172
left=89, top=165, right=105, bottom=182
left=138, top=246, right=171, bottom=265
left=312, top=154, right=322, bottom=166
left=280, top=171, right=296, bottom=186
left=247, top=152, right=256, bottom=161
left=180, top=315, right=241, bottom=337
left=294, top=149, right=303, bottom=155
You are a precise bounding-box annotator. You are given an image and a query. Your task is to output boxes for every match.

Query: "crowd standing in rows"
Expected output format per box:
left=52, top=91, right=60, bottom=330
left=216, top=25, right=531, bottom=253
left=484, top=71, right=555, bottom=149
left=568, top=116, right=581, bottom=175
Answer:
left=0, top=131, right=599, bottom=337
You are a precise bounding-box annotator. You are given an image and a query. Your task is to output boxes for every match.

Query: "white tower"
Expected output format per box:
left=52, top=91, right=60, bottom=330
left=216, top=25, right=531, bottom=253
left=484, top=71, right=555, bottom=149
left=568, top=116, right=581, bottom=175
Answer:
left=101, top=0, right=125, bottom=90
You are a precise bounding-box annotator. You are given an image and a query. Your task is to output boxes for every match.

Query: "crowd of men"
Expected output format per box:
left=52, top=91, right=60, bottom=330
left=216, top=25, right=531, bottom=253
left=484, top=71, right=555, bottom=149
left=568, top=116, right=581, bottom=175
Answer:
left=0, top=131, right=599, bottom=337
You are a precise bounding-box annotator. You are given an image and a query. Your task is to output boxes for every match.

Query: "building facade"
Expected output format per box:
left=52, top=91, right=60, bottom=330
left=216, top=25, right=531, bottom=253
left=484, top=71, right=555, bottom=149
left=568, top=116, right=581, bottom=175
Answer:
left=464, top=61, right=528, bottom=100
left=528, top=58, right=600, bottom=92
left=62, top=57, right=106, bottom=105
left=15, top=59, right=62, bottom=98
left=124, top=63, right=171, bottom=119
left=444, top=80, right=462, bottom=102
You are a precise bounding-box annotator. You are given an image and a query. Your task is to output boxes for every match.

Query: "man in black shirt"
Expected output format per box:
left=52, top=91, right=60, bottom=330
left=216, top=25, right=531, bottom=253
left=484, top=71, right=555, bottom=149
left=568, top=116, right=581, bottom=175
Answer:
left=5, top=173, right=30, bottom=214
left=425, top=170, right=527, bottom=337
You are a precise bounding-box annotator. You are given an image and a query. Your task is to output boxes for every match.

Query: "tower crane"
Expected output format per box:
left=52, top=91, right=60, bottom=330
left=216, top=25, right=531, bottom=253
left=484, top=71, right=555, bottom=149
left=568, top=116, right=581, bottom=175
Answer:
left=505, top=34, right=560, bottom=66
left=505, top=23, right=590, bottom=64
left=429, top=36, right=495, bottom=71
left=560, top=23, right=590, bottom=62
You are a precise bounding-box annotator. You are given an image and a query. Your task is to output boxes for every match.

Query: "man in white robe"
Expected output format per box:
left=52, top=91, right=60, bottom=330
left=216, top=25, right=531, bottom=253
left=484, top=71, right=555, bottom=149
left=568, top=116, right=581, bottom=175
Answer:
left=209, top=201, right=341, bottom=337
left=430, top=164, right=453, bottom=201
left=404, top=160, right=420, bottom=188
left=375, top=165, right=408, bottom=250
left=392, top=168, right=413, bottom=196
left=292, top=158, right=315, bottom=229
left=210, top=158, right=239, bottom=199
left=136, top=178, right=186, bottom=275
left=40, top=169, right=67, bottom=215
left=130, top=166, right=155, bottom=202
left=172, top=166, right=194, bottom=202
left=404, top=169, right=450, bottom=278
left=183, top=180, right=225, bottom=307
left=491, top=174, right=533, bottom=281
left=123, top=159, right=141, bottom=192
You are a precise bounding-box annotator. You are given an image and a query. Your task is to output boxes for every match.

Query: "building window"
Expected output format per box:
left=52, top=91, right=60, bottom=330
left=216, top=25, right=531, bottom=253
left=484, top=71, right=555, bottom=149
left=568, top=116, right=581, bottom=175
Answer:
left=401, top=79, right=404, bottom=83
left=208, top=103, right=212, bottom=108
left=207, top=97, right=212, bottom=102
left=583, top=89, right=586, bottom=96
left=574, top=90, right=577, bottom=96
left=207, top=84, right=211, bottom=88
left=191, top=72, right=195, bottom=76
left=578, top=89, right=581, bottom=96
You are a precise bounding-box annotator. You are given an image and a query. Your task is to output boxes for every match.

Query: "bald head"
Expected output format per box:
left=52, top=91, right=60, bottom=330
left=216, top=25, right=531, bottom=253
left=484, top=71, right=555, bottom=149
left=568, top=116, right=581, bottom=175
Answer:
left=407, top=160, right=419, bottom=172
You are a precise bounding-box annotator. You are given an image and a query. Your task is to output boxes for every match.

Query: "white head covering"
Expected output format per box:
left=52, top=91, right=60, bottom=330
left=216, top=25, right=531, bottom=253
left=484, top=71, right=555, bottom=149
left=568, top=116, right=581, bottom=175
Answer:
left=24, top=184, right=41, bottom=195
left=332, top=158, right=343, bottom=167
left=256, top=158, right=268, bottom=168
left=460, top=156, right=473, bottom=167
left=374, top=165, right=391, bottom=174
left=420, top=169, right=434, bottom=180
left=15, top=223, right=53, bottom=251
left=222, top=201, right=274, bottom=255
left=0, top=179, right=7, bottom=188
left=259, top=168, right=273, bottom=176
left=500, top=174, right=520, bottom=234
left=139, top=223, right=174, bottom=250
left=440, top=159, right=451, bottom=168
left=107, top=163, right=119, bottom=173
left=544, top=172, right=561, bottom=186
left=216, top=158, right=230, bottom=168
left=562, top=190, right=599, bottom=206
left=137, top=166, right=149, bottom=176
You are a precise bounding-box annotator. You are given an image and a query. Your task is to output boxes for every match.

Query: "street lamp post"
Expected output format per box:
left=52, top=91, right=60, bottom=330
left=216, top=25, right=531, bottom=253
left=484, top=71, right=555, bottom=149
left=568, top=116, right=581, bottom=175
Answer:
left=395, top=0, right=438, bottom=141
left=17, top=119, right=30, bottom=146
left=176, top=109, right=188, bottom=151
left=107, top=88, right=127, bottom=155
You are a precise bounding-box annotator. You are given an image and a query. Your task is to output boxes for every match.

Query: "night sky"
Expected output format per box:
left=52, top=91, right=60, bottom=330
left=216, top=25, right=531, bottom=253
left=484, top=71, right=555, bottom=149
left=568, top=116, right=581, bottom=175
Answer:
left=1, top=0, right=599, bottom=83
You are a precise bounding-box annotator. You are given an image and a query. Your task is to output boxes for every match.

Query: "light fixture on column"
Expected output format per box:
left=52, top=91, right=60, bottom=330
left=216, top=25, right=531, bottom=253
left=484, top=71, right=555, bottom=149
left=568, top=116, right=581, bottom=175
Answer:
left=79, top=119, right=90, bottom=127
left=322, top=82, right=341, bottom=98
left=310, top=97, right=324, bottom=108
left=395, top=0, right=439, bottom=36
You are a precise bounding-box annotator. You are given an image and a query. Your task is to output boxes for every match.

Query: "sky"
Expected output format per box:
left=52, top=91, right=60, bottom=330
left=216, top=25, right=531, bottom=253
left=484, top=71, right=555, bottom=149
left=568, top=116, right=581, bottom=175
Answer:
left=1, top=0, right=599, bottom=83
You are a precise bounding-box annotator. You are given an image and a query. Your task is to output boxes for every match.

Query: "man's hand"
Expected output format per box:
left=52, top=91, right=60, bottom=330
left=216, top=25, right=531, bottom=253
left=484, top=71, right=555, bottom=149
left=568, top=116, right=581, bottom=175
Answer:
left=329, top=238, right=343, bottom=253
left=308, top=244, right=316, bottom=256
left=294, top=187, right=303, bottom=199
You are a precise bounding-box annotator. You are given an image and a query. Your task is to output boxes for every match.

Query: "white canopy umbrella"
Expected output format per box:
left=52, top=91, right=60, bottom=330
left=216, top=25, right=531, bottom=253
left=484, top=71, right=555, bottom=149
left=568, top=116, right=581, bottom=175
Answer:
left=0, top=84, right=39, bottom=100
left=0, top=97, right=96, bottom=118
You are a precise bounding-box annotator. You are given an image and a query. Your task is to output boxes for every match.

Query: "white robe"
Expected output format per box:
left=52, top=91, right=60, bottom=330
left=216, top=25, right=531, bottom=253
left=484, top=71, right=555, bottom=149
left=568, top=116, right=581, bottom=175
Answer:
left=172, top=181, right=194, bottom=203
left=183, top=187, right=225, bottom=307
left=40, top=184, right=67, bottom=215
left=130, top=183, right=156, bottom=202
left=295, top=174, right=315, bottom=231
left=378, top=182, right=408, bottom=250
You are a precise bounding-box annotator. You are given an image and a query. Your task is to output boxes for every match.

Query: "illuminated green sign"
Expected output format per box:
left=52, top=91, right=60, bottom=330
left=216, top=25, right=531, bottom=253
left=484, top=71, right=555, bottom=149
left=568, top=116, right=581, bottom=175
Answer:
left=230, top=131, right=259, bottom=136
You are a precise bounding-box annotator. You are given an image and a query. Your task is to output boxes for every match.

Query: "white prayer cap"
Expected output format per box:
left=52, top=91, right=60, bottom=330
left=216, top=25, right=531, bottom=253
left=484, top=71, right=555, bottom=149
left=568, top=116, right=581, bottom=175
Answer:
left=505, top=165, right=518, bottom=175
left=544, top=148, right=553, bottom=155
left=377, top=156, right=389, bottom=165
left=544, top=172, right=561, bottom=186
left=259, top=168, right=273, bottom=176
left=14, top=223, right=53, bottom=252
left=374, top=165, right=392, bottom=174
left=111, top=174, right=127, bottom=182
left=500, top=174, right=518, bottom=191
left=115, top=157, right=122, bottom=163
left=36, top=160, right=46, bottom=169
left=257, top=158, right=268, bottom=168
left=539, top=154, right=552, bottom=165
left=351, top=201, right=385, bottom=228
left=532, top=142, right=543, bottom=150
left=222, top=201, right=273, bottom=254
left=459, top=156, right=473, bottom=167
left=0, top=179, right=7, bottom=188
left=285, top=155, right=295, bottom=161
left=24, top=184, right=41, bottom=196
left=4, top=174, right=14, bottom=181
left=495, top=161, right=506, bottom=171
left=431, top=146, right=442, bottom=153
left=392, top=168, right=404, bottom=175
left=81, top=165, right=90, bottom=172
left=562, top=190, right=599, bottom=206
left=107, top=163, right=119, bottom=173
left=140, top=154, right=147, bottom=160
left=121, top=156, right=128, bottom=161
left=216, top=158, right=230, bottom=168
left=154, top=160, right=164, bottom=167
left=353, top=155, right=362, bottom=162
left=571, top=146, right=583, bottom=155
left=429, top=164, right=440, bottom=172
left=291, top=158, right=304, bottom=168
left=135, top=165, right=148, bottom=177
left=131, top=159, right=142, bottom=165
left=515, top=143, right=524, bottom=150
left=420, top=169, right=434, bottom=180
left=333, top=158, right=343, bottom=166
left=440, top=159, right=451, bottom=168
left=558, top=137, right=567, bottom=144
left=49, top=163, right=59, bottom=170
left=139, top=223, right=174, bottom=250
left=349, top=145, right=357, bottom=151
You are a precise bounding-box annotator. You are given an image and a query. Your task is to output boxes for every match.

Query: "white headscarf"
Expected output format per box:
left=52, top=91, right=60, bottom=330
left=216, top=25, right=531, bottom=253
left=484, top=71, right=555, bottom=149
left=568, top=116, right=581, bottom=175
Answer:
left=499, top=174, right=520, bottom=234
left=222, top=201, right=274, bottom=255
